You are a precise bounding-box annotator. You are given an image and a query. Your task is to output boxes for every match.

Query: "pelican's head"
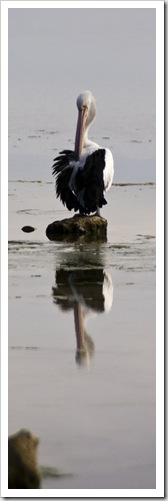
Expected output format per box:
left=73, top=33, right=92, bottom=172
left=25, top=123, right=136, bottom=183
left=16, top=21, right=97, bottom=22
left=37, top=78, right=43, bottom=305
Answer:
left=75, top=90, right=96, bottom=159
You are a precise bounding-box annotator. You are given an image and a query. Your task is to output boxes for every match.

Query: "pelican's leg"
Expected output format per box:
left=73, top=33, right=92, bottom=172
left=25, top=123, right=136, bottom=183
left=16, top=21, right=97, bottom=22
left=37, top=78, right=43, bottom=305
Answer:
left=95, top=206, right=101, bottom=217
left=79, top=208, right=87, bottom=217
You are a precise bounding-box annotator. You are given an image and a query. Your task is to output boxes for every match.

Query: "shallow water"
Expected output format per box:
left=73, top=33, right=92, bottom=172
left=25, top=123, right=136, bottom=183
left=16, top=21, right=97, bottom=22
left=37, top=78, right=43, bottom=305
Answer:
left=8, top=181, right=156, bottom=489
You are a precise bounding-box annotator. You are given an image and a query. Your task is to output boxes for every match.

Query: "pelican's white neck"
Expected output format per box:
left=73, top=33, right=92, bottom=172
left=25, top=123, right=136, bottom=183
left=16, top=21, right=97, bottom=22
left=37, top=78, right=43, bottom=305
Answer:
left=83, top=123, right=99, bottom=150
left=83, top=133, right=95, bottom=149
left=75, top=91, right=98, bottom=157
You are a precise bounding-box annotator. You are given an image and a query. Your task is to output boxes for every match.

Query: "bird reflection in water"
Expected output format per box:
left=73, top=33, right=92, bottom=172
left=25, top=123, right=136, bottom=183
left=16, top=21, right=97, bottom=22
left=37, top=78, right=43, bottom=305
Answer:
left=52, top=267, right=113, bottom=367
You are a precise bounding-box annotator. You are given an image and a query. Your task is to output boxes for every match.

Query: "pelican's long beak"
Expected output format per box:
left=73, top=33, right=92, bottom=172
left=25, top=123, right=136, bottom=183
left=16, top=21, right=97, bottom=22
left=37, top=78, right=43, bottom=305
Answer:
left=75, top=106, right=88, bottom=159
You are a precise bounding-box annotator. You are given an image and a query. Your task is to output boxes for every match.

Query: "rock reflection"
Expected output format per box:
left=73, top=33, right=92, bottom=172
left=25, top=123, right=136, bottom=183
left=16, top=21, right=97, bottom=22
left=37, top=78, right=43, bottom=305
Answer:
left=52, top=267, right=113, bottom=366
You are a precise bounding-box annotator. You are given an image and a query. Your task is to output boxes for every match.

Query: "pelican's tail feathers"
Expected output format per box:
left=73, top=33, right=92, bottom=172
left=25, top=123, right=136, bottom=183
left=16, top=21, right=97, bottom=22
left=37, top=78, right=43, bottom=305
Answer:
left=75, top=149, right=106, bottom=213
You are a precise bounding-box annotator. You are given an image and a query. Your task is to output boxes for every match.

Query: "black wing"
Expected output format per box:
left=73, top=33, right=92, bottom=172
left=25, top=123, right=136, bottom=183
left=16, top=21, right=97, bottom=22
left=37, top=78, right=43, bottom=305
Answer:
left=52, top=148, right=107, bottom=214
left=52, top=150, right=80, bottom=212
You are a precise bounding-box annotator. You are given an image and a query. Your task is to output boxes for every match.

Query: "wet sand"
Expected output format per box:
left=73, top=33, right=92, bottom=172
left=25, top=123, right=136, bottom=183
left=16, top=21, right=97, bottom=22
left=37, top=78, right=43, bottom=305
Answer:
left=8, top=182, right=156, bottom=489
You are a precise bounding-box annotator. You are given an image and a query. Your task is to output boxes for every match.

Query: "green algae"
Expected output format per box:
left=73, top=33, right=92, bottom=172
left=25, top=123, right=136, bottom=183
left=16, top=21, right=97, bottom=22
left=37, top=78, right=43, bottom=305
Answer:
left=40, top=465, right=73, bottom=479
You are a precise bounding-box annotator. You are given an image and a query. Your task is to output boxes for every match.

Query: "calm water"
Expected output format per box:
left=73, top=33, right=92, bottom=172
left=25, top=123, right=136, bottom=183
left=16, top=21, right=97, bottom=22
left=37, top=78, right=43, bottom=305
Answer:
left=8, top=181, right=156, bottom=490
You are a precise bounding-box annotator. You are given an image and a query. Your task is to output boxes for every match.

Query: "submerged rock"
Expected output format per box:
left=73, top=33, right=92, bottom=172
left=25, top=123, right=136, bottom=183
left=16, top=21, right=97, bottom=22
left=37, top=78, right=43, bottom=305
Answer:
left=46, top=215, right=107, bottom=242
left=8, top=429, right=72, bottom=489
left=8, top=429, right=41, bottom=489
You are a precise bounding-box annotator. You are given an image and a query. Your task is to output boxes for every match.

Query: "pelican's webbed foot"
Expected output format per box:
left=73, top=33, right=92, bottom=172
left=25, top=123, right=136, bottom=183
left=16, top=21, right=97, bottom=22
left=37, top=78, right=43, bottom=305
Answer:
left=73, top=212, right=87, bottom=219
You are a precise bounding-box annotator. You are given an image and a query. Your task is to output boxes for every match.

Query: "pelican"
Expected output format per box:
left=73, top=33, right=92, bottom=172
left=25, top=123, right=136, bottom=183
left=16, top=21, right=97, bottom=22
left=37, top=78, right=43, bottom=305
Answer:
left=52, top=90, right=114, bottom=216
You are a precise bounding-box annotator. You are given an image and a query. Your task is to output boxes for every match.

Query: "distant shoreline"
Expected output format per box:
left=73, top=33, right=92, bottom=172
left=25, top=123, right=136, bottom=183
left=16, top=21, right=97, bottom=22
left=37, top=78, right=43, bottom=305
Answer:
left=8, top=180, right=156, bottom=186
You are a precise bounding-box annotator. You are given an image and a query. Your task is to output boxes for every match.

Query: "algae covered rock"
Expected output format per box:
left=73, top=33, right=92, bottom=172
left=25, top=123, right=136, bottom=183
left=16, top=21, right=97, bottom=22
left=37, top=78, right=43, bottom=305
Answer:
left=8, top=429, right=41, bottom=489
left=46, top=215, right=107, bottom=242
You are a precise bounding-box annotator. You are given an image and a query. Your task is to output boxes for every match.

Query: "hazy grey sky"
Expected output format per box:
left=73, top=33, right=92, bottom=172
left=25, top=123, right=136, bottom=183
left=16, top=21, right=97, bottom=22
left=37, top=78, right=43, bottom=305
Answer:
left=9, top=8, right=155, bottom=132
left=8, top=7, right=156, bottom=182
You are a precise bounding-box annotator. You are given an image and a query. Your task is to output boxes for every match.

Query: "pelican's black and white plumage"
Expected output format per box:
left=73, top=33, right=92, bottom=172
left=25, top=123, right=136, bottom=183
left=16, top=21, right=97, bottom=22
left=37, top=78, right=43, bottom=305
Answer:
left=52, top=91, right=114, bottom=216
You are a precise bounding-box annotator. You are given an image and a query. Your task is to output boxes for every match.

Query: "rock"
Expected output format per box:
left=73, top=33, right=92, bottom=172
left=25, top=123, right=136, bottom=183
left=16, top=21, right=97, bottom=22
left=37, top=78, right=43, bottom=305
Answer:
left=46, top=215, right=107, bottom=242
left=8, top=429, right=41, bottom=489
left=21, top=226, right=35, bottom=233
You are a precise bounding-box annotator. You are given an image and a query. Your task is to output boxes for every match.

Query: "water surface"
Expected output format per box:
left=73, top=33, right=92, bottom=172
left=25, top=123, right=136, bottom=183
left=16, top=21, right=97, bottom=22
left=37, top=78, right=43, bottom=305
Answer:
left=8, top=182, right=156, bottom=489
